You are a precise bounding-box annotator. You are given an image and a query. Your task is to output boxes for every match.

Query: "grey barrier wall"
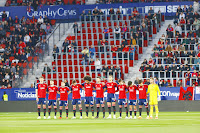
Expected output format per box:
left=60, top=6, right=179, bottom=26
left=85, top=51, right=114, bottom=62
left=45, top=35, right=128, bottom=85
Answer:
left=0, top=101, right=200, bottom=112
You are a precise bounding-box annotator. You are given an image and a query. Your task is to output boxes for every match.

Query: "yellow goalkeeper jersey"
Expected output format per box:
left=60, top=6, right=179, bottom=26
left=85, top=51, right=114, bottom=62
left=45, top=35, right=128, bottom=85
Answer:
left=147, top=83, right=160, bottom=101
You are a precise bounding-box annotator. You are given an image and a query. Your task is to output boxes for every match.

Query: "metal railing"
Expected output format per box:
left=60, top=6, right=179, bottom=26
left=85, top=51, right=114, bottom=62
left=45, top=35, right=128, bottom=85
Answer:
left=141, top=70, right=200, bottom=87
left=152, top=57, right=200, bottom=65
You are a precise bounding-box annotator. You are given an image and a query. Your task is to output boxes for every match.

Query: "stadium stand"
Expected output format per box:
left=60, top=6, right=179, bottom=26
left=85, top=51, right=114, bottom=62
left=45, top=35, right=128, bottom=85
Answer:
left=5, top=0, right=86, bottom=6
left=140, top=5, right=200, bottom=87
left=5, top=0, right=194, bottom=6
left=42, top=7, right=165, bottom=86
left=0, top=10, right=55, bottom=88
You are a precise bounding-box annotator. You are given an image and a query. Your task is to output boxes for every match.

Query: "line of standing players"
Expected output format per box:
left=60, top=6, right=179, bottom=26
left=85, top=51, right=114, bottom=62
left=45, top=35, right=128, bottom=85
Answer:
left=36, top=75, right=150, bottom=119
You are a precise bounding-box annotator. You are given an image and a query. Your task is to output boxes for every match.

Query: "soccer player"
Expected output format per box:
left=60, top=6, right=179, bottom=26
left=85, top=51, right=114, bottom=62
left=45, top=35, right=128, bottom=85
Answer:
left=36, top=76, right=48, bottom=119
left=105, top=75, right=117, bottom=119
left=127, top=81, right=138, bottom=119
left=47, top=80, right=58, bottom=119
left=58, top=81, right=71, bottom=119
left=70, top=80, right=83, bottom=119
left=117, top=79, right=128, bottom=119
left=138, top=79, right=149, bottom=119
left=94, top=77, right=106, bottom=118
left=147, top=77, right=161, bottom=119
left=82, top=75, right=94, bottom=118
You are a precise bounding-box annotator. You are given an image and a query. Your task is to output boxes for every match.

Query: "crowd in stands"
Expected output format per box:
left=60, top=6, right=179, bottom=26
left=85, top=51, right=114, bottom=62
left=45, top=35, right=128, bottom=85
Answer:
left=0, top=11, right=52, bottom=89
left=7, top=0, right=196, bottom=7
left=139, top=4, right=200, bottom=87
left=6, top=0, right=86, bottom=6
left=41, top=6, right=164, bottom=84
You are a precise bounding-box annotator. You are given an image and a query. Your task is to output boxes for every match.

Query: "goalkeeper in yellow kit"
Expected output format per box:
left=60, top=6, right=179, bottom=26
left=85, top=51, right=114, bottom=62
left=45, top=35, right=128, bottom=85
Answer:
left=147, top=77, right=160, bottom=119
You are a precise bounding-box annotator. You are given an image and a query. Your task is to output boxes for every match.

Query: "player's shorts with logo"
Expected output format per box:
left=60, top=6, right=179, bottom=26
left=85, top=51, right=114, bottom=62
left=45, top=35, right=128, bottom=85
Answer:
left=48, top=100, right=57, bottom=106
left=85, top=97, right=94, bottom=105
left=107, top=93, right=116, bottom=102
left=59, top=100, right=68, bottom=106
left=149, top=99, right=158, bottom=105
left=118, top=99, right=127, bottom=105
left=72, top=99, right=81, bottom=105
left=96, top=98, right=104, bottom=104
left=37, top=98, right=46, bottom=105
left=129, top=100, right=137, bottom=105
left=138, top=99, right=148, bottom=106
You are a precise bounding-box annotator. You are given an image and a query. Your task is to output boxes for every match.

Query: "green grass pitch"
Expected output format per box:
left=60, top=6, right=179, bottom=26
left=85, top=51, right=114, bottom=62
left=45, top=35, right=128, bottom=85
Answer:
left=0, top=112, right=200, bottom=133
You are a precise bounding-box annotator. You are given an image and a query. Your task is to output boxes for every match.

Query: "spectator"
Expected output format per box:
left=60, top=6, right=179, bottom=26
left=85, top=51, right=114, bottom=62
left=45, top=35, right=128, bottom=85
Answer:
left=100, top=39, right=108, bottom=52
left=81, top=47, right=89, bottom=58
left=166, top=24, right=174, bottom=38
left=148, top=7, right=154, bottom=14
left=192, top=69, right=198, bottom=77
left=193, top=0, right=199, bottom=12
left=177, top=6, right=183, bottom=14
left=53, top=45, right=59, bottom=60
left=148, top=58, right=154, bottom=66
left=81, top=57, right=88, bottom=65
left=103, top=27, right=109, bottom=39
left=179, top=17, right=186, bottom=24
left=114, top=25, right=121, bottom=39
left=132, top=7, right=139, bottom=17
left=93, top=8, right=99, bottom=18
left=108, top=65, right=115, bottom=76
left=193, top=18, right=200, bottom=30
left=182, top=5, right=188, bottom=13
left=64, top=80, right=70, bottom=87
left=73, top=22, right=78, bottom=35
left=130, top=36, right=136, bottom=46
left=44, top=15, right=49, bottom=24
left=134, top=77, right=139, bottom=85
left=4, top=73, right=10, bottom=80
left=10, top=65, right=16, bottom=73
left=46, top=23, right=51, bottom=34
left=115, top=65, right=121, bottom=78
left=66, top=34, right=72, bottom=41
left=122, top=24, right=127, bottom=39
left=168, top=81, right=172, bottom=87
left=175, top=23, right=182, bottom=34
left=179, top=12, right=185, bottom=20
left=89, top=45, right=95, bottom=59
left=2, top=11, right=7, bottom=25
left=145, top=79, right=150, bottom=85
left=37, top=16, right=44, bottom=24
left=41, top=39, right=48, bottom=51
left=102, top=65, right=109, bottom=77
left=122, top=45, right=129, bottom=58
left=43, top=63, right=51, bottom=73
left=116, top=8, right=121, bottom=20
left=174, top=12, right=179, bottom=25
left=95, top=58, right=101, bottom=73
left=24, top=34, right=30, bottom=43
left=177, top=80, right=182, bottom=87
left=165, top=44, right=172, bottom=52
left=109, top=8, right=115, bottom=19
left=40, top=23, right=47, bottom=38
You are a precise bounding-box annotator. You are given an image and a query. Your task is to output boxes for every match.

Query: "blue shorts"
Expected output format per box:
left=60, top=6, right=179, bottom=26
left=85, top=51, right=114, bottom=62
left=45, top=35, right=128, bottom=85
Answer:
left=59, top=101, right=68, bottom=106
left=118, top=99, right=127, bottom=105
left=138, top=99, right=148, bottom=106
left=107, top=93, right=116, bottom=102
left=72, top=99, right=81, bottom=105
left=37, top=98, right=46, bottom=105
left=129, top=100, right=137, bottom=106
left=84, top=97, right=94, bottom=105
left=96, top=98, right=104, bottom=104
left=48, top=100, right=57, bottom=106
